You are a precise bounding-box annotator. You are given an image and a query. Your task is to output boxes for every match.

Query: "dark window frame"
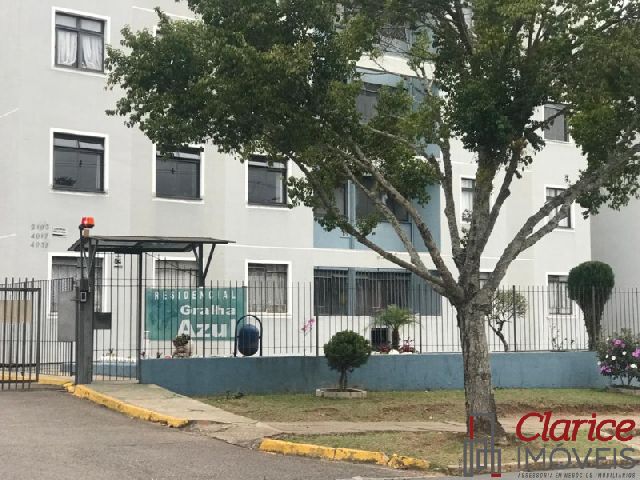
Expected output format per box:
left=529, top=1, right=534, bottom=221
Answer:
left=313, top=184, right=348, bottom=220
left=155, top=148, right=202, bottom=200
left=548, top=274, right=572, bottom=315
left=247, top=155, right=288, bottom=207
left=356, top=176, right=410, bottom=223
left=314, top=268, right=349, bottom=316
left=54, top=12, right=105, bottom=73
left=355, top=270, right=411, bottom=316
left=52, top=132, right=105, bottom=193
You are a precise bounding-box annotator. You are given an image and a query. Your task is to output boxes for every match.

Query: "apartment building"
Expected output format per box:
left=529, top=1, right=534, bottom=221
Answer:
left=0, top=1, right=592, bottom=354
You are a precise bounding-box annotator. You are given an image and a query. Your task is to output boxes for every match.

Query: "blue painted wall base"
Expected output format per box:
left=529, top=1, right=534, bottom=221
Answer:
left=140, top=351, right=607, bottom=396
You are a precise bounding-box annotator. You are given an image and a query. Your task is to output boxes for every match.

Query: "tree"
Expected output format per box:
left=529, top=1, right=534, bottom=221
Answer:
left=568, top=261, right=615, bottom=350
left=324, top=331, right=372, bottom=390
left=486, top=290, right=527, bottom=352
left=106, top=0, right=640, bottom=435
left=372, top=305, right=416, bottom=350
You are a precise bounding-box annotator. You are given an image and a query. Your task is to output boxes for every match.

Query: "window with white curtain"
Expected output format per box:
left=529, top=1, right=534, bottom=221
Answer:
left=248, top=263, right=288, bottom=313
left=461, top=178, right=475, bottom=222
left=55, top=12, right=105, bottom=72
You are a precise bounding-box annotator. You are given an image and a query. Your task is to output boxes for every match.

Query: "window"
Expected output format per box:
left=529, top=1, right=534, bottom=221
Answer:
left=248, top=156, right=287, bottom=206
left=52, top=133, right=105, bottom=193
left=461, top=178, right=475, bottom=222
left=55, top=12, right=105, bottom=72
left=156, top=148, right=201, bottom=200
left=313, top=184, right=348, bottom=219
left=356, top=83, right=381, bottom=123
left=479, top=271, right=490, bottom=288
left=155, top=260, right=198, bottom=288
left=548, top=275, right=571, bottom=315
left=370, top=327, right=389, bottom=349
left=546, top=187, right=571, bottom=229
left=356, top=176, right=409, bottom=222
left=248, top=263, right=288, bottom=313
left=544, top=105, right=568, bottom=142
left=314, top=269, right=349, bottom=315
left=355, top=270, right=410, bottom=315
left=50, top=256, right=103, bottom=313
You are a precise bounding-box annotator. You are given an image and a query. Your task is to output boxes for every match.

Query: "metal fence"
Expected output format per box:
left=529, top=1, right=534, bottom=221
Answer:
left=3, top=254, right=640, bottom=383
left=0, top=278, right=74, bottom=388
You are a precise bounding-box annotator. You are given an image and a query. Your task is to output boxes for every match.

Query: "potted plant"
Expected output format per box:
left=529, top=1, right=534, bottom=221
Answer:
left=317, top=331, right=371, bottom=398
left=399, top=338, right=415, bottom=353
left=596, top=329, right=640, bottom=393
left=371, top=305, right=417, bottom=351
left=172, top=334, right=192, bottom=358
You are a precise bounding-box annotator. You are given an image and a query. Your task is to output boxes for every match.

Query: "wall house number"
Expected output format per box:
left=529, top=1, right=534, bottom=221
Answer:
left=30, top=223, right=50, bottom=249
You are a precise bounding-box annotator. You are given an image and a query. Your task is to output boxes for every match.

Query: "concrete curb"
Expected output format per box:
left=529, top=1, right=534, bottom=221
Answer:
left=259, top=438, right=429, bottom=470
left=38, top=375, right=75, bottom=387
left=65, top=383, right=189, bottom=428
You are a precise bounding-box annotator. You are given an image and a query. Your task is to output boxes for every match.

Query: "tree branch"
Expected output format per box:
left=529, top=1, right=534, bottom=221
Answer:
left=296, top=161, right=447, bottom=294
left=440, top=141, right=464, bottom=268
left=348, top=143, right=461, bottom=297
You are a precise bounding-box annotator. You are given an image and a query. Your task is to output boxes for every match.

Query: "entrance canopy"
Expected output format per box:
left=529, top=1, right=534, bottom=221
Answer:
left=68, top=235, right=234, bottom=286
left=68, top=235, right=233, bottom=254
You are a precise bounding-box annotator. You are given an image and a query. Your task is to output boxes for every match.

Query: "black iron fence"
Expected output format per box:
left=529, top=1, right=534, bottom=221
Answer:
left=2, top=255, right=640, bottom=383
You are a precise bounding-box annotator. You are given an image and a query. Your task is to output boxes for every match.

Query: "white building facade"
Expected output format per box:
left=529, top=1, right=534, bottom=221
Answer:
left=0, top=0, right=592, bottom=358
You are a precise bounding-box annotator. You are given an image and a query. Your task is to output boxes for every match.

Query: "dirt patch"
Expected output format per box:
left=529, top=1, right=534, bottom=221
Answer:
left=304, top=407, right=340, bottom=417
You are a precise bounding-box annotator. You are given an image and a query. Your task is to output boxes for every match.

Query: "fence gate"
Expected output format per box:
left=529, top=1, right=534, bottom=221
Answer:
left=0, top=282, right=42, bottom=390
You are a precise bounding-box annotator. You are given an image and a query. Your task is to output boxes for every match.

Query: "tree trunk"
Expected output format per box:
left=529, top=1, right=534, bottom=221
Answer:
left=458, top=303, right=506, bottom=438
left=339, top=369, right=347, bottom=391
left=584, top=311, right=598, bottom=351
left=392, top=328, right=401, bottom=350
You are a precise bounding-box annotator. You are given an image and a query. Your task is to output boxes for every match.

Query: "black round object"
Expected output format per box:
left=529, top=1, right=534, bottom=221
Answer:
left=237, top=324, right=260, bottom=356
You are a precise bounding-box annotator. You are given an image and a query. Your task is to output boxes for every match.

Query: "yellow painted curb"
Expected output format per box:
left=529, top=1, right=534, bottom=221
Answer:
left=71, top=384, right=189, bottom=428
left=37, top=375, right=75, bottom=387
left=388, top=453, right=430, bottom=470
left=260, top=438, right=336, bottom=460
left=335, top=447, right=389, bottom=466
left=259, top=439, right=428, bottom=470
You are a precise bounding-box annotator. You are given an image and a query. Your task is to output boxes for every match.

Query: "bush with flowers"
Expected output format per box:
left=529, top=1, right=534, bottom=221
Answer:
left=596, top=329, right=640, bottom=386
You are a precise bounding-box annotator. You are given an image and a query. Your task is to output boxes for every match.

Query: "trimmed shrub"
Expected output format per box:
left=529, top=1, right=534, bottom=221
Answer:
left=324, top=331, right=371, bottom=391
left=568, top=261, right=615, bottom=350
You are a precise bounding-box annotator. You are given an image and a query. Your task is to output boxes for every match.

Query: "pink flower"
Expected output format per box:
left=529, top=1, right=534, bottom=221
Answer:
left=632, top=348, right=640, bottom=358
left=614, top=339, right=625, bottom=348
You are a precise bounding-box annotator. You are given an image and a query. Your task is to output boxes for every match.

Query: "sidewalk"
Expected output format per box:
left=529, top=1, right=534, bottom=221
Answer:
left=82, top=382, right=281, bottom=446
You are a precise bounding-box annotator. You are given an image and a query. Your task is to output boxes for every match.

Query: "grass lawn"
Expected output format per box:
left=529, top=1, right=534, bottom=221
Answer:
left=281, top=431, right=634, bottom=471
left=199, top=388, right=640, bottom=423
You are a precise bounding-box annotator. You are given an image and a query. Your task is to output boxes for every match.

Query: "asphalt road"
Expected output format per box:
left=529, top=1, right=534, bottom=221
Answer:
left=0, top=386, right=419, bottom=480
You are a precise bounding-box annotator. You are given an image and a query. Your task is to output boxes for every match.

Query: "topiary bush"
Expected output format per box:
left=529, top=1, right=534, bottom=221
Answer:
left=324, top=331, right=371, bottom=391
left=567, top=261, right=615, bottom=350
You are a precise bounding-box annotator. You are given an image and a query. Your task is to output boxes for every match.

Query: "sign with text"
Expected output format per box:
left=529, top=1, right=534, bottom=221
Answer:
left=145, top=288, right=245, bottom=341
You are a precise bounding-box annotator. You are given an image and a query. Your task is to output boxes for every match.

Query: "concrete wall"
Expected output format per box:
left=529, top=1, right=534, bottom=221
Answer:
left=140, top=351, right=607, bottom=396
